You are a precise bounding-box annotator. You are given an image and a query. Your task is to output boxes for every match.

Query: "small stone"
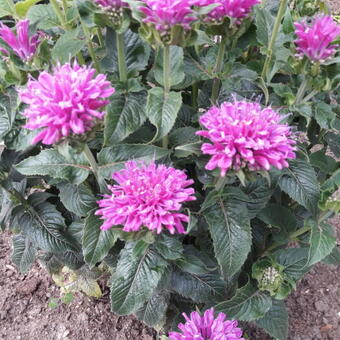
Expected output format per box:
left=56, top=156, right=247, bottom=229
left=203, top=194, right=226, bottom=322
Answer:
left=320, top=324, right=333, bottom=332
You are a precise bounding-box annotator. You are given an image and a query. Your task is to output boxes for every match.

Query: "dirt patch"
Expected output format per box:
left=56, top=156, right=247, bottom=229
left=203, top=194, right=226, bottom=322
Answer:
left=1, top=217, right=339, bottom=340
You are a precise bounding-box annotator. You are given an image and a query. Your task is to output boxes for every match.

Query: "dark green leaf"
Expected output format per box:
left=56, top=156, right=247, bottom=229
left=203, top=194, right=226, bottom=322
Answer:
left=325, top=132, right=340, bottom=158
left=83, top=213, right=118, bottom=268
left=256, top=299, right=288, bottom=340
left=146, top=87, right=182, bottom=141
left=11, top=234, right=37, bottom=273
left=27, top=4, right=59, bottom=30
left=154, top=234, right=183, bottom=261
left=203, top=193, right=251, bottom=277
left=310, top=150, right=337, bottom=174
left=215, top=281, right=272, bottom=321
left=314, top=103, right=336, bottom=129
left=322, top=247, right=340, bottom=265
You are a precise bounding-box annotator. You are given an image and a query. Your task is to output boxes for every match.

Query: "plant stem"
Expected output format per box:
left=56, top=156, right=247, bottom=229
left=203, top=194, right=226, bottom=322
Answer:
left=97, top=27, right=104, bottom=47
left=261, top=0, right=288, bottom=81
left=215, top=176, right=227, bottom=191
left=294, top=76, right=308, bottom=105
left=83, top=144, right=106, bottom=191
left=192, top=83, right=198, bottom=111
left=116, top=32, right=128, bottom=82
left=301, top=89, right=317, bottom=104
left=50, top=0, right=70, bottom=29
left=162, top=45, right=171, bottom=149
left=211, top=36, right=227, bottom=104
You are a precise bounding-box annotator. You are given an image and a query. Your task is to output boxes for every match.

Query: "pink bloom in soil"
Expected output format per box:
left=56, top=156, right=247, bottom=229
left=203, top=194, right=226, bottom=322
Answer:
left=294, top=15, right=340, bottom=62
left=95, top=161, right=196, bottom=234
left=0, top=19, right=41, bottom=61
left=197, top=0, right=260, bottom=23
left=139, top=0, right=197, bottom=33
left=94, top=0, right=126, bottom=9
left=169, top=308, right=245, bottom=340
left=196, top=100, right=296, bottom=176
left=20, top=62, right=114, bottom=145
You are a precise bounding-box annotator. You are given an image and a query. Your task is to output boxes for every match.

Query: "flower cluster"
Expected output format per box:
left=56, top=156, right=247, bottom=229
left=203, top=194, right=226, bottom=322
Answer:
left=20, top=62, right=114, bottom=145
left=95, top=161, right=196, bottom=234
left=169, top=308, right=244, bottom=340
left=197, top=100, right=296, bottom=176
left=139, top=0, right=197, bottom=35
left=0, top=20, right=41, bottom=61
left=294, top=15, right=340, bottom=62
left=197, top=0, right=261, bottom=24
left=94, top=0, right=126, bottom=9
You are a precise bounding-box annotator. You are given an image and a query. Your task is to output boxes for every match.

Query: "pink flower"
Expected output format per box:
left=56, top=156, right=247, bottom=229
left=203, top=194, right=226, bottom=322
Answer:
left=139, top=0, right=197, bottom=34
left=196, top=0, right=260, bottom=23
left=95, top=161, right=196, bottom=234
left=196, top=100, right=296, bottom=176
left=94, top=0, right=127, bottom=10
left=0, top=19, right=41, bottom=61
left=19, top=62, right=114, bottom=145
left=294, top=15, right=340, bottom=62
left=169, top=308, right=245, bottom=340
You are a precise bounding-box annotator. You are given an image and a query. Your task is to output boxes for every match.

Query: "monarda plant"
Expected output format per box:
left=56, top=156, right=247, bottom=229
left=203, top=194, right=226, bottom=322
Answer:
left=0, top=1, right=339, bottom=339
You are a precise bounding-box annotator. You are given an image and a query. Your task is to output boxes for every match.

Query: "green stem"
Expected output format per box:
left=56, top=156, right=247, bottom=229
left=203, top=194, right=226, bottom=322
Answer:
left=116, top=32, right=128, bottom=82
left=83, top=144, right=105, bottom=191
left=97, top=27, right=104, bottom=47
left=162, top=45, right=171, bottom=149
left=80, top=20, right=100, bottom=72
left=192, top=83, right=198, bottom=111
left=215, top=176, right=227, bottom=192
left=211, top=36, right=227, bottom=104
left=50, top=0, right=70, bottom=29
left=76, top=52, right=85, bottom=65
left=261, top=0, right=288, bottom=81
left=301, top=89, right=317, bottom=104
left=294, top=77, right=308, bottom=105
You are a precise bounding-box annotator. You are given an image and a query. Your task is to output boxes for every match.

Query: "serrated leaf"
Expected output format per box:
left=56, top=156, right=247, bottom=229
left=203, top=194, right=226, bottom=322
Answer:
left=310, top=150, right=337, bottom=174
left=58, top=182, right=96, bottom=217
left=203, top=193, right=251, bottom=278
left=15, top=149, right=90, bottom=185
left=154, top=46, right=185, bottom=87
left=82, top=213, right=118, bottom=268
left=215, top=281, right=272, bottom=321
left=325, top=132, right=340, bottom=158
left=154, top=234, right=183, bottom=261
left=307, top=221, right=336, bottom=266
left=146, top=87, right=182, bottom=141
left=279, top=159, right=320, bottom=216
left=110, top=242, right=168, bottom=315
left=97, top=144, right=170, bottom=178
left=314, top=103, right=336, bottom=129
left=11, top=234, right=37, bottom=273
left=256, top=299, right=288, bottom=340
left=104, top=91, right=147, bottom=145
left=27, top=4, right=60, bottom=30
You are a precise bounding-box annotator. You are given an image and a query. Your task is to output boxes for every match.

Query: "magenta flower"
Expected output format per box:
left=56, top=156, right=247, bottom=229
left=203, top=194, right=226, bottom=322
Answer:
left=196, top=100, right=296, bottom=176
left=294, top=15, right=340, bottom=62
left=0, top=19, right=41, bottom=61
left=19, top=63, right=114, bottom=145
left=139, top=0, right=197, bottom=34
left=95, top=161, right=196, bottom=234
left=197, top=0, right=260, bottom=23
left=94, top=0, right=126, bottom=10
left=169, top=308, right=245, bottom=340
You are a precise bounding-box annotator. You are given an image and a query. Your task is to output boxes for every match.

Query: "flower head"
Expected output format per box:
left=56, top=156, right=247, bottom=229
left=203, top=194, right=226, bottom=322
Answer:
left=197, top=0, right=260, bottom=24
left=169, top=308, right=245, bottom=340
left=294, top=15, right=340, bottom=62
left=139, top=0, right=197, bottom=35
left=95, top=161, right=196, bottom=234
left=0, top=19, right=41, bottom=61
left=20, top=62, right=114, bottom=145
left=196, top=100, right=296, bottom=176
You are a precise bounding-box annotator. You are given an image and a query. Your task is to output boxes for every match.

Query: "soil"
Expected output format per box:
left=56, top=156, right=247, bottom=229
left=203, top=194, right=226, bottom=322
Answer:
left=1, top=217, right=339, bottom=340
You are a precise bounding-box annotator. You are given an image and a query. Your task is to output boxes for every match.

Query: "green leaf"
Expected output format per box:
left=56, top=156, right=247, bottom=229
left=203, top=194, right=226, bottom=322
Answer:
left=215, top=281, right=272, bottom=321
left=256, top=299, right=288, bottom=340
left=16, top=193, right=78, bottom=253
left=98, top=144, right=170, bottom=178
left=136, top=291, right=170, bottom=328
left=0, top=90, right=17, bottom=141
left=58, top=182, right=96, bottom=217
left=310, top=150, right=337, bottom=174
left=15, top=0, right=40, bottom=18
left=307, top=221, right=336, bottom=266
left=110, top=242, right=168, bottom=315
left=52, top=29, right=86, bottom=63
left=0, top=0, right=15, bottom=18
left=322, top=247, right=340, bottom=266
left=15, top=148, right=90, bottom=185
left=203, top=193, right=251, bottom=277
left=27, top=4, right=59, bottom=30
left=279, top=159, right=320, bottom=216
left=154, top=46, right=185, bottom=87
left=314, top=103, right=336, bottom=129
left=102, top=28, right=151, bottom=74
left=274, top=248, right=310, bottom=281
left=325, top=132, right=340, bottom=158
left=104, top=91, right=147, bottom=145
left=82, top=213, right=118, bottom=268
left=154, top=234, right=183, bottom=261
left=171, top=267, right=226, bottom=303
left=11, top=234, right=37, bottom=273
left=146, top=87, right=182, bottom=141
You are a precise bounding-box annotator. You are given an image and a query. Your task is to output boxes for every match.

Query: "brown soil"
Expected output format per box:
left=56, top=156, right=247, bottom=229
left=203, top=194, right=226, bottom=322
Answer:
left=1, top=217, right=339, bottom=340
